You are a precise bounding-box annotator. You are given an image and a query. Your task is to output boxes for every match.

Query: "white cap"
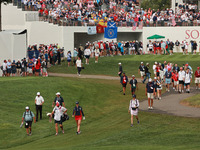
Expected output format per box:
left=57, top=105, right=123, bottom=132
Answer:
left=141, top=62, right=143, bottom=64
left=56, top=92, right=60, bottom=95
left=132, top=75, right=135, bottom=77
left=37, top=92, right=40, bottom=95
left=149, top=78, right=152, bottom=82
left=154, top=77, right=157, bottom=79
left=118, top=62, right=121, bottom=65
left=25, top=106, right=29, bottom=110
left=155, top=62, right=157, bottom=64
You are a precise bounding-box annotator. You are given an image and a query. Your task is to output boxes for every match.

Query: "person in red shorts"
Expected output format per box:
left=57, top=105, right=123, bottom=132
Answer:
left=72, top=102, right=85, bottom=135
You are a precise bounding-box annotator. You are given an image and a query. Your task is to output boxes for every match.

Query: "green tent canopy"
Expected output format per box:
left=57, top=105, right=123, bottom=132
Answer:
left=147, top=34, right=165, bottom=39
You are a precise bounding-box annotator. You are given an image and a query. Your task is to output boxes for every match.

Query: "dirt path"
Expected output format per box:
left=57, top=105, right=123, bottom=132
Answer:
left=49, top=72, right=200, bottom=118
left=139, top=87, right=200, bottom=118
left=48, top=72, right=143, bottom=82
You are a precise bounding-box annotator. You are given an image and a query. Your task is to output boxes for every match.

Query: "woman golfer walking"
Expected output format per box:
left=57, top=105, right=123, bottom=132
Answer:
left=72, top=102, right=85, bottom=135
left=128, top=95, right=140, bottom=127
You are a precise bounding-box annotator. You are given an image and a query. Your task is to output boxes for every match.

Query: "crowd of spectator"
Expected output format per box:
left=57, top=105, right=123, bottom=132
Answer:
left=0, top=43, right=65, bottom=77
left=72, top=40, right=144, bottom=64
left=27, top=43, right=65, bottom=66
left=1, top=57, right=47, bottom=77
left=147, top=39, right=200, bottom=55
left=16, top=0, right=200, bottom=27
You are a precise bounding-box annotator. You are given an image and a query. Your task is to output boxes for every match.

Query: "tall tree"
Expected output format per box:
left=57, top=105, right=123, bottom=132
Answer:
left=0, top=0, right=12, bottom=31
left=141, top=0, right=170, bottom=10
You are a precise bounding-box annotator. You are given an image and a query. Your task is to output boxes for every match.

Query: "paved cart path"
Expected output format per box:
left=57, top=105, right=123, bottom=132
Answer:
left=49, top=72, right=200, bottom=118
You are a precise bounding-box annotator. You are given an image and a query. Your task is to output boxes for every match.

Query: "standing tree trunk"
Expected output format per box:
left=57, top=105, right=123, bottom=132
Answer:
left=0, top=0, right=2, bottom=31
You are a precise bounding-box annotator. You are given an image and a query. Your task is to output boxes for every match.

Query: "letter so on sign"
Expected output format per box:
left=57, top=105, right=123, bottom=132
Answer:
left=185, top=30, right=199, bottom=39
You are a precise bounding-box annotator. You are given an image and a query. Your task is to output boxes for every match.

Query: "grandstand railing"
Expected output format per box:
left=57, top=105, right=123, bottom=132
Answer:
left=13, top=0, right=200, bottom=27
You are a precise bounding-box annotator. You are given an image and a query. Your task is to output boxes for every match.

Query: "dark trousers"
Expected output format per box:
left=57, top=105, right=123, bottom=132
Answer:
left=77, top=67, right=81, bottom=75
left=36, top=105, right=42, bottom=121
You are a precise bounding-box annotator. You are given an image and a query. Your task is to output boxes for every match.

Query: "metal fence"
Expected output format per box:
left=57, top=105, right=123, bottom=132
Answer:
left=12, top=0, right=200, bottom=27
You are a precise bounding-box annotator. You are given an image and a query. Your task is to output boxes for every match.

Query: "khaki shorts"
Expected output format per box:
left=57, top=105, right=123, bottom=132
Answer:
left=195, top=78, right=200, bottom=84
left=28, top=69, right=33, bottom=74
left=147, top=93, right=154, bottom=99
left=174, top=81, right=179, bottom=85
left=140, top=71, right=145, bottom=77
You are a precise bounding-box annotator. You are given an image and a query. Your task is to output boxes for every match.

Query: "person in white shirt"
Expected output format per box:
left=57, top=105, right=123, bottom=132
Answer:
left=51, top=102, right=67, bottom=136
left=84, top=47, right=91, bottom=64
left=128, top=95, right=140, bottom=127
left=185, top=69, right=192, bottom=93
left=94, top=46, right=100, bottom=63
left=153, top=62, right=157, bottom=76
left=2, top=60, right=7, bottom=77
left=35, top=92, right=44, bottom=121
left=76, top=57, right=82, bottom=76
left=178, top=67, right=185, bottom=93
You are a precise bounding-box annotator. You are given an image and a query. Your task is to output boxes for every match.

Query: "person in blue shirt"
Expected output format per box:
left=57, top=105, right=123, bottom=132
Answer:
left=67, top=51, right=72, bottom=67
left=146, top=78, right=155, bottom=110
left=7, top=59, right=12, bottom=77
left=72, top=102, right=85, bottom=135
left=164, top=68, right=172, bottom=92
left=118, top=41, right=122, bottom=50
left=73, top=48, right=78, bottom=65
left=120, top=45, right=124, bottom=55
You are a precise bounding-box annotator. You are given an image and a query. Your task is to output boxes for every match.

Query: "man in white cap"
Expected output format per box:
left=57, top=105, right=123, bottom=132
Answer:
left=118, top=62, right=123, bottom=77
left=52, top=92, right=65, bottom=107
left=21, top=106, right=36, bottom=136
left=51, top=102, right=67, bottom=136
left=35, top=92, right=44, bottom=121
left=146, top=78, right=155, bottom=110
left=138, top=62, right=145, bottom=81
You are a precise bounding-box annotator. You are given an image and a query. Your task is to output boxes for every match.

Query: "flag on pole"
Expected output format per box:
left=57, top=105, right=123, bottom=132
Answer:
left=96, top=25, right=104, bottom=33
left=87, top=26, right=97, bottom=35
left=132, top=22, right=137, bottom=31
left=138, top=22, right=143, bottom=29
left=107, top=21, right=116, bottom=27
left=104, top=27, right=118, bottom=39
left=172, top=19, right=176, bottom=27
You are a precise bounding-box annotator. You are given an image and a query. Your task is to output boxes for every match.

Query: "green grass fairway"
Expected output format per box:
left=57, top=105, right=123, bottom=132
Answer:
left=181, top=94, right=200, bottom=107
left=1, top=77, right=200, bottom=150
left=49, top=54, right=200, bottom=78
